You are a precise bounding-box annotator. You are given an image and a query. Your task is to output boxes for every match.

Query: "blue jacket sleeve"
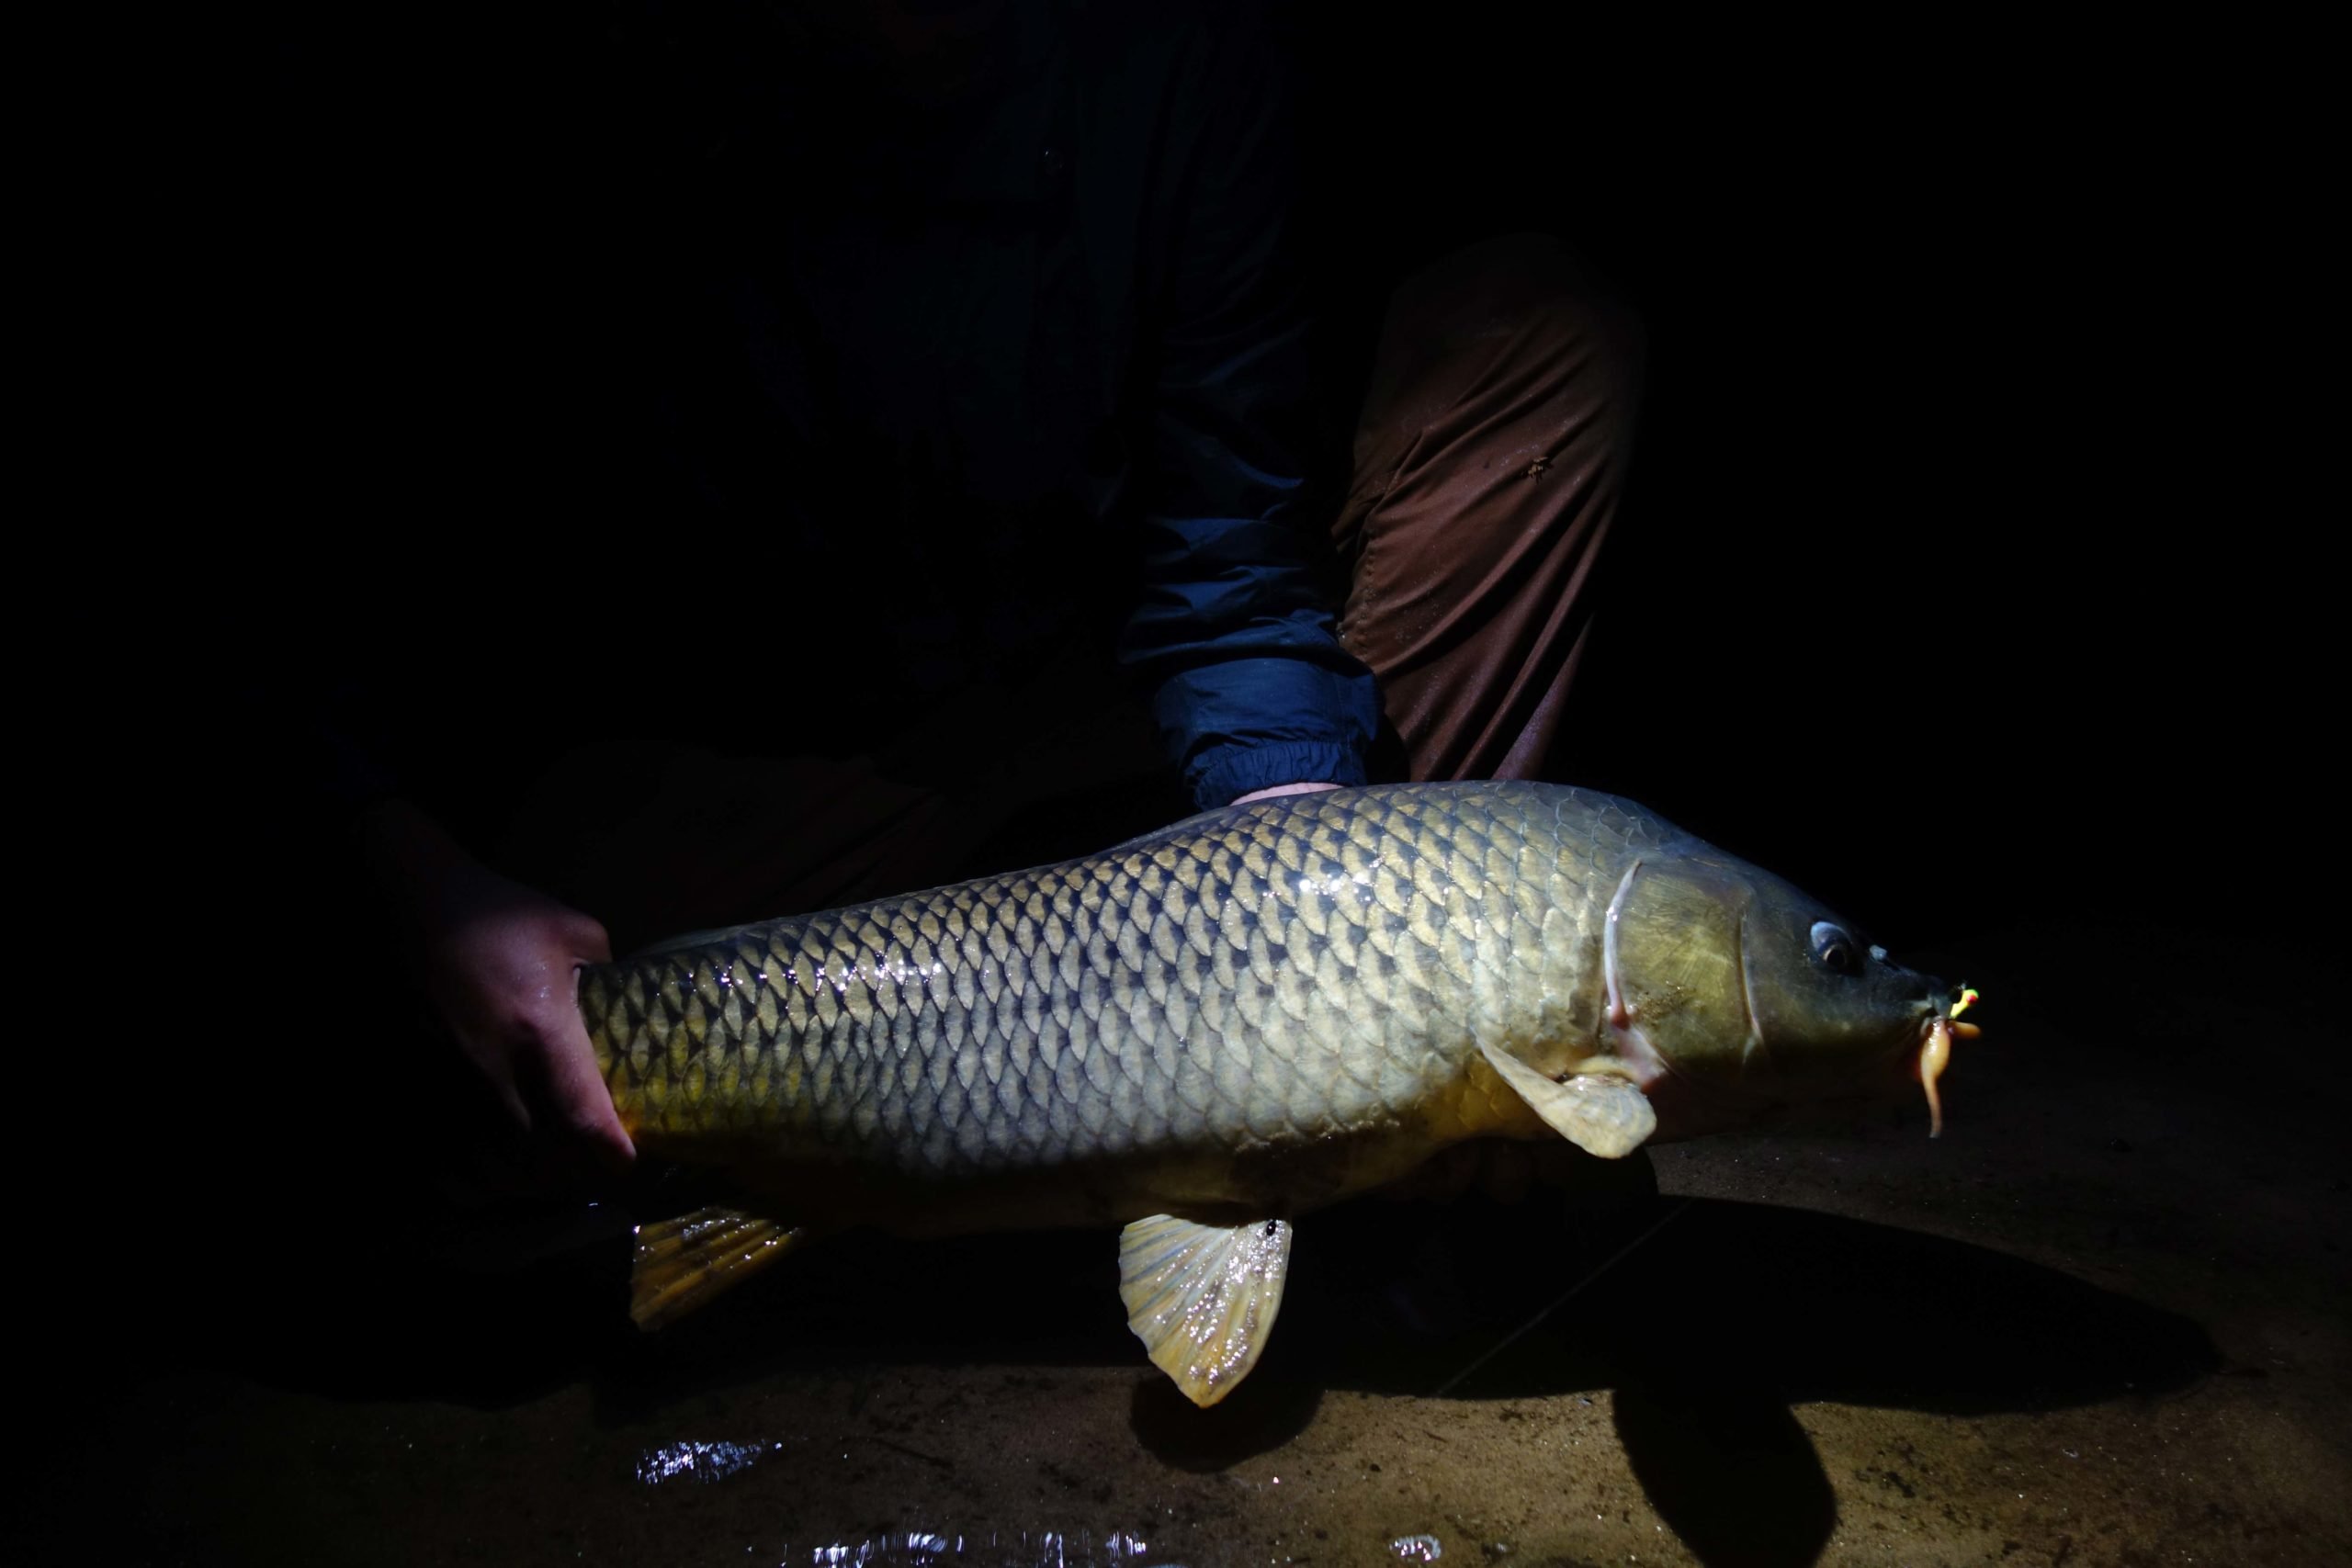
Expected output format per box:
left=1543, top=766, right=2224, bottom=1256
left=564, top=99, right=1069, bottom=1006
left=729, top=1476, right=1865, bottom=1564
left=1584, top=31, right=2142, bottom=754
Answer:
left=1113, top=12, right=1380, bottom=810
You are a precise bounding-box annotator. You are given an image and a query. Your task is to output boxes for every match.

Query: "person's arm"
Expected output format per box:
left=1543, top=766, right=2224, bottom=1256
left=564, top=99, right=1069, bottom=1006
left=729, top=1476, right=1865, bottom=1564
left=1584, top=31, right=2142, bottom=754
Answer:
left=240, top=675, right=637, bottom=1187
left=1113, top=11, right=1379, bottom=811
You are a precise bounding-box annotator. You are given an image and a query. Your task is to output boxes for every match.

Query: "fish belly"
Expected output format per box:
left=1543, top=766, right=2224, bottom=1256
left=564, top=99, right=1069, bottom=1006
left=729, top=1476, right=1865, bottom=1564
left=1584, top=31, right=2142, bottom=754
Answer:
left=579, top=783, right=1656, bottom=1228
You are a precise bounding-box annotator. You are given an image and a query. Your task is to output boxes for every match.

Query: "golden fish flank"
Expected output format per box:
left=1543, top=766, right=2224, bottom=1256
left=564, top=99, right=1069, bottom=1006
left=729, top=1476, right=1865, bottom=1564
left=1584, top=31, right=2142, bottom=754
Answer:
left=581, top=781, right=1970, bottom=1407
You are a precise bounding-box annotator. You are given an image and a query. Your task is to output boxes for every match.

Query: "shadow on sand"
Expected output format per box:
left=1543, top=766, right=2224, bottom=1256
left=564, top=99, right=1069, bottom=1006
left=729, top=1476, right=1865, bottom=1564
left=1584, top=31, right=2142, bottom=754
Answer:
left=1121, top=1192, right=2216, bottom=1566
left=205, top=1181, right=2214, bottom=1568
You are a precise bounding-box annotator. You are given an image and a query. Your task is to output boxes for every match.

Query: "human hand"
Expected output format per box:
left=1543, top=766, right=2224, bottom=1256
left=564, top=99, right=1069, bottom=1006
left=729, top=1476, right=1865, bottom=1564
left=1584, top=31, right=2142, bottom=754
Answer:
left=1232, top=782, right=1344, bottom=806
left=359, top=802, right=636, bottom=1187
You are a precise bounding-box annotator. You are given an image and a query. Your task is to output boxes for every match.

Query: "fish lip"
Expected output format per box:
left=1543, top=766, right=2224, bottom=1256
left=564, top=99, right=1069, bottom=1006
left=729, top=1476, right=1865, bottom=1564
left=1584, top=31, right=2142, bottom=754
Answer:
left=1887, top=986, right=1960, bottom=1082
left=1912, top=979, right=1978, bottom=1043
left=1888, top=997, right=1939, bottom=1058
left=1915, top=979, right=1961, bottom=1033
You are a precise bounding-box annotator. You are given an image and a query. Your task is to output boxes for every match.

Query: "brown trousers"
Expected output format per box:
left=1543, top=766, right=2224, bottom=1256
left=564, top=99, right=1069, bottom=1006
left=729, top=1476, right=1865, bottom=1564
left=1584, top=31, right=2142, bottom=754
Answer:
left=507, top=233, right=1645, bottom=950
left=1335, top=232, right=1644, bottom=781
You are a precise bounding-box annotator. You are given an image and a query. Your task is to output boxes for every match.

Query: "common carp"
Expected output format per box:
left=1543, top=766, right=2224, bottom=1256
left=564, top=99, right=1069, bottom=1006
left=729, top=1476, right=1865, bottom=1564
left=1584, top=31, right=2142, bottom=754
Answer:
left=580, top=782, right=1974, bottom=1404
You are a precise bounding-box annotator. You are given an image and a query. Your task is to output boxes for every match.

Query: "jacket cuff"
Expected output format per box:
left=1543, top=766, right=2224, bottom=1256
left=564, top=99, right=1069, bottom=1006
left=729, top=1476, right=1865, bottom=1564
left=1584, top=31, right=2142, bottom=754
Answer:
left=1191, top=740, right=1365, bottom=811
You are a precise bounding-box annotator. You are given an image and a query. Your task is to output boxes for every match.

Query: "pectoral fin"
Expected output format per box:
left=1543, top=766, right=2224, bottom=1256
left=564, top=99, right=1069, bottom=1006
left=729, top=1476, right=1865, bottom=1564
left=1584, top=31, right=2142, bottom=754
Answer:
left=1478, top=1043, right=1657, bottom=1158
left=630, top=1205, right=808, bottom=1330
left=1117, top=1213, right=1294, bottom=1407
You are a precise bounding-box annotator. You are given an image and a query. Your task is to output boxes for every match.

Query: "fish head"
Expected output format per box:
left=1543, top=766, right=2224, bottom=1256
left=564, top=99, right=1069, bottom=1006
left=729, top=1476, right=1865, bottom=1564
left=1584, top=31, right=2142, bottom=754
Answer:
left=1603, top=847, right=1961, bottom=1132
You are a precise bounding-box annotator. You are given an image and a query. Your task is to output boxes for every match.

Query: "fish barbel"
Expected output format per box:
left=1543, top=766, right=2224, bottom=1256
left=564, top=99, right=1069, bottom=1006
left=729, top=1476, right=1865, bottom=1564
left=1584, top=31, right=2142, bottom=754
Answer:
left=581, top=781, right=1971, bottom=1404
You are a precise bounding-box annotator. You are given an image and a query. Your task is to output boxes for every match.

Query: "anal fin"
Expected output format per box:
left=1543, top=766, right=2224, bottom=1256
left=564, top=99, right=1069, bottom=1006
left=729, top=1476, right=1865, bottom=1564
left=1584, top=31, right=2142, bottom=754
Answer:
left=630, top=1205, right=807, bottom=1330
left=1117, top=1213, right=1294, bottom=1407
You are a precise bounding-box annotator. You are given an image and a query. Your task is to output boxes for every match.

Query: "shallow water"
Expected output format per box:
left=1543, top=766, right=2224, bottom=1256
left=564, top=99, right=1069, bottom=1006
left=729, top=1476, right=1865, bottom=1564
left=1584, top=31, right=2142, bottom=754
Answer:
left=27, top=926, right=2350, bottom=1566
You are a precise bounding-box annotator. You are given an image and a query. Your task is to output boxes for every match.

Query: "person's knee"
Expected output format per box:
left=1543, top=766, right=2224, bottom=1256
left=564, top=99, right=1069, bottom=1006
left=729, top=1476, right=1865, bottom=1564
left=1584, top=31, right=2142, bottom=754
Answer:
left=1396, top=231, right=1646, bottom=408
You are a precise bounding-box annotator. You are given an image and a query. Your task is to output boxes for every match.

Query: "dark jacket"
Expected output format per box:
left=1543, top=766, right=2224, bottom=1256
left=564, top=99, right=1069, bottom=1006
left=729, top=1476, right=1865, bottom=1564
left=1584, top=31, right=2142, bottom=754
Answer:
left=631, top=0, right=1379, bottom=808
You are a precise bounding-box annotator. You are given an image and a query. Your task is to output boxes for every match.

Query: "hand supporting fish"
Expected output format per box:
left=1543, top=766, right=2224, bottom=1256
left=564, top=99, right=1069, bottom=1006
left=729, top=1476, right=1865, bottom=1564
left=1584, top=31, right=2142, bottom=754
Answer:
left=579, top=782, right=1972, bottom=1405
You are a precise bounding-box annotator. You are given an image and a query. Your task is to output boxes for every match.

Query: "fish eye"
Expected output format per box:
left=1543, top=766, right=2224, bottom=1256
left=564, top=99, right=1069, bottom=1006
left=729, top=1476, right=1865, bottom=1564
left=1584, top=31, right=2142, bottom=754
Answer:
left=1810, top=920, right=1861, bottom=976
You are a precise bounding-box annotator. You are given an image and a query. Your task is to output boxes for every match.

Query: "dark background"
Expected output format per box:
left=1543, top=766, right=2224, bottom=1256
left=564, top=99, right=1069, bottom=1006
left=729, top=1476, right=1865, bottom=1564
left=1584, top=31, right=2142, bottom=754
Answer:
left=1285, top=12, right=2324, bottom=961
left=26, top=21, right=2338, bottom=1552
left=174, top=3, right=2327, bottom=975
left=39, top=17, right=2332, bottom=1558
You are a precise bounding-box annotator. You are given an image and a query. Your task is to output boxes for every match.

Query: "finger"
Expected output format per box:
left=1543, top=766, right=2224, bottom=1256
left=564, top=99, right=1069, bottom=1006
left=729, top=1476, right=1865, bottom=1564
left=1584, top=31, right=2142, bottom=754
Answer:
left=540, top=1003, right=637, bottom=1175
left=558, top=909, right=613, bottom=965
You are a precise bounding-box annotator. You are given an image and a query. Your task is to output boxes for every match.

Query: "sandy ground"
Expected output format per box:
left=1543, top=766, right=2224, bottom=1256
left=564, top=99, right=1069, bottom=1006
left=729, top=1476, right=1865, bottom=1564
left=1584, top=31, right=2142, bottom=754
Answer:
left=21, top=921, right=2348, bottom=1567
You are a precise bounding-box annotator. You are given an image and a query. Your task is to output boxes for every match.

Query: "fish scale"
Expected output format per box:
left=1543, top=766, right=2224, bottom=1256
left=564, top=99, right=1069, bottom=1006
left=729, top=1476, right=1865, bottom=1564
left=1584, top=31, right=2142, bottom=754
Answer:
left=579, top=782, right=1647, bottom=1217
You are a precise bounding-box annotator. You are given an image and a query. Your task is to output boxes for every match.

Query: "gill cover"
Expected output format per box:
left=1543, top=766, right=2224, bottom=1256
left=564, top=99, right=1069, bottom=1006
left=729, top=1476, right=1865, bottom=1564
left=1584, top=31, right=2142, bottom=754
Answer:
left=1603, top=845, right=1939, bottom=1094
left=1476, top=846, right=1758, bottom=1160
